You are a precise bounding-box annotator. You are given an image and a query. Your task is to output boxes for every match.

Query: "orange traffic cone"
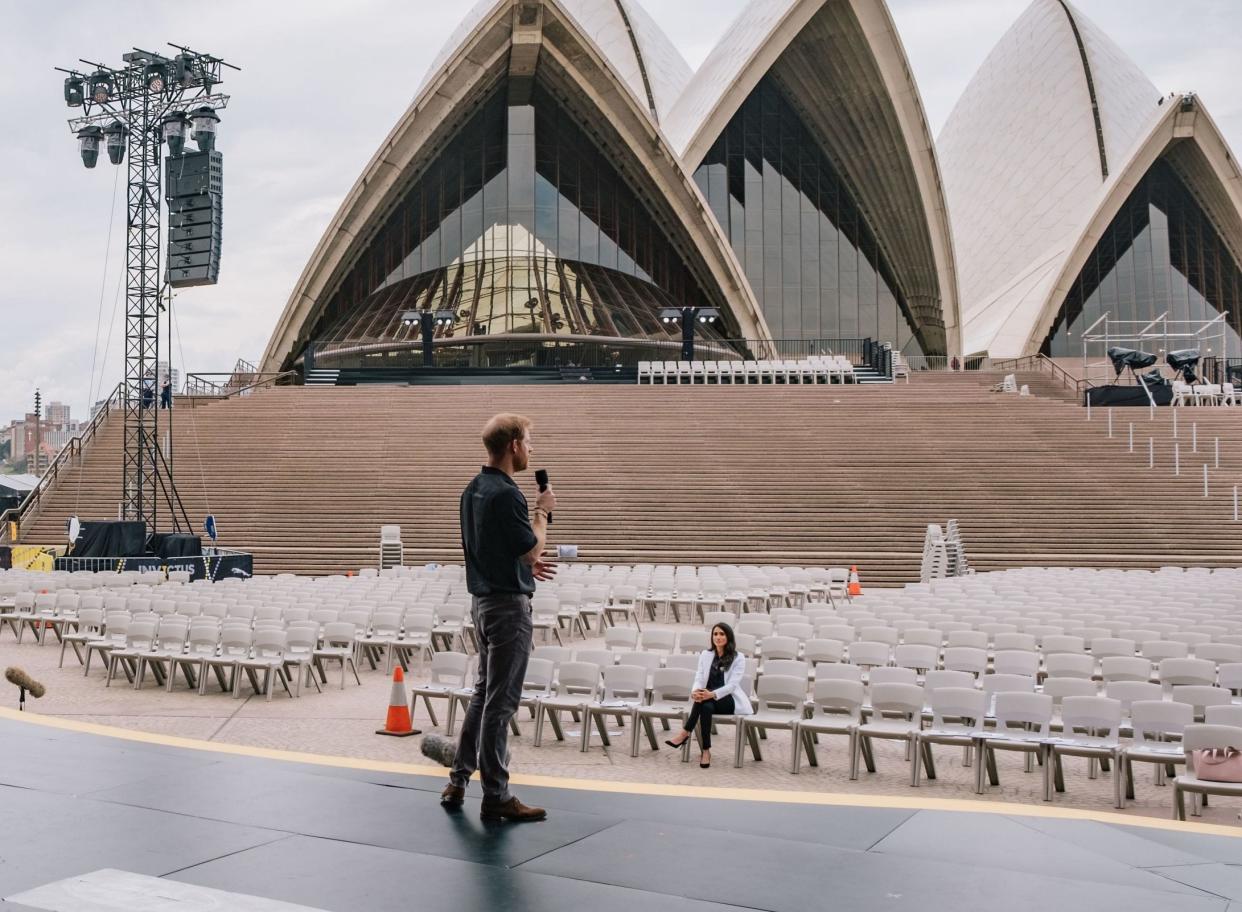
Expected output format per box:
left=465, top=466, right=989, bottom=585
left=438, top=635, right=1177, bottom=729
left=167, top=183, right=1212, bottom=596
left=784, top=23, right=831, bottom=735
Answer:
left=376, top=666, right=421, bottom=737
left=848, top=565, right=862, bottom=597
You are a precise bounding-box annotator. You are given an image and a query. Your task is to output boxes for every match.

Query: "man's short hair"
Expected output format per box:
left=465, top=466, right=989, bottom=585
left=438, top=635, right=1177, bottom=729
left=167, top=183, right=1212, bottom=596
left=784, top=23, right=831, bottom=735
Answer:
left=482, top=413, right=531, bottom=458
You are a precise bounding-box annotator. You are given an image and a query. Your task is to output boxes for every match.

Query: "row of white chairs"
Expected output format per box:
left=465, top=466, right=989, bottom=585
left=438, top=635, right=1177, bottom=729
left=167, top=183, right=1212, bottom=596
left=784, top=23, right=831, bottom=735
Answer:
left=522, top=625, right=1242, bottom=693
left=75, top=613, right=362, bottom=697
left=637, top=358, right=856, bottom=385
left=1170, top=380, right=1238, bottom=406
left=410, top=647, right=1242, bottom=817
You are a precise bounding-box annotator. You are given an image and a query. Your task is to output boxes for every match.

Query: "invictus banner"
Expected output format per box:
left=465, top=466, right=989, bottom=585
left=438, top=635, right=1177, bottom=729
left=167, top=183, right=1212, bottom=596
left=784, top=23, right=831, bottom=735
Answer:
left=54, top=549, right=253, bottom=582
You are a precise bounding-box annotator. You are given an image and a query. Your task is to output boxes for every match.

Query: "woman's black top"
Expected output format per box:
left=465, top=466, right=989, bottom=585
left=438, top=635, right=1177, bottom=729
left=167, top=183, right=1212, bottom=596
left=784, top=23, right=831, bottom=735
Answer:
left=706, top=655, right=728, bottom=692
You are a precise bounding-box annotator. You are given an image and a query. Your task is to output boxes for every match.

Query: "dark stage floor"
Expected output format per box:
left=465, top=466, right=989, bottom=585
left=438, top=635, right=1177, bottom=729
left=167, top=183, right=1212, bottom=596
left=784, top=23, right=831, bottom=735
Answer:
left=1, top=714, right=1240, bottom=911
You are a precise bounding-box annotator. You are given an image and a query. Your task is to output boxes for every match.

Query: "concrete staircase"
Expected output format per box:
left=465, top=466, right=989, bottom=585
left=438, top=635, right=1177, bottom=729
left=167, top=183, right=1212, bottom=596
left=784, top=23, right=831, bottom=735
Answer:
left=17, top=375, right=1242, bottom=584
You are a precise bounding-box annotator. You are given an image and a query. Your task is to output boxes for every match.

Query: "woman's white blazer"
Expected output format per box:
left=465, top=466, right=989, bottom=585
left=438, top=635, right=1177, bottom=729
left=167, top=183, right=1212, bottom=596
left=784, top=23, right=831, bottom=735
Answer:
left=691, top=650, right=753, bottom=715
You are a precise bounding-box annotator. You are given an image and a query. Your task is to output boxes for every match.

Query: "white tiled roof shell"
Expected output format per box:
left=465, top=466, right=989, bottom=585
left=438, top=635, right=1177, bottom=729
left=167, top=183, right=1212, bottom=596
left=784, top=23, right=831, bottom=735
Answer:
left=663, top=0, right=798, bottom=158
left=421, top=0, right=498, bottom=91
left=612, top=0, right=692, bottom=123
left=938, top=0, right=1160, bottom=355
left=1079, top=11, right=1163, bottom=170
left=418, top=0, right=691, bottom=124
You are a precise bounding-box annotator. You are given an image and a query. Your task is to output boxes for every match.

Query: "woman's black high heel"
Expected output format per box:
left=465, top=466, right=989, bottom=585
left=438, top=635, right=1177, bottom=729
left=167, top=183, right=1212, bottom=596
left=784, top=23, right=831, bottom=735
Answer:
left=665, top=736, right=687, bottom=749
left=700, top=751, right=711, bottom=769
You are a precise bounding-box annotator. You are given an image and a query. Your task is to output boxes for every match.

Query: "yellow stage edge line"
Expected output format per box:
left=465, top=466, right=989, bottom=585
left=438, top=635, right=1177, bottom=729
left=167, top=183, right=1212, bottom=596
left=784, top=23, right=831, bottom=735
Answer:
left=3, top=707, right=1240, bottom=840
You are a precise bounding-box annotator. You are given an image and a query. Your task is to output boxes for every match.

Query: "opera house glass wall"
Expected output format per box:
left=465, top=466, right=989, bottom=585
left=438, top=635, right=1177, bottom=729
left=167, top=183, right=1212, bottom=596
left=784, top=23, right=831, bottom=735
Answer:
left=693, top=78, right=926, bottom=355
left=314, top=85, right=729, bottom=360
left=1042, top=160, right=1242, bottom=358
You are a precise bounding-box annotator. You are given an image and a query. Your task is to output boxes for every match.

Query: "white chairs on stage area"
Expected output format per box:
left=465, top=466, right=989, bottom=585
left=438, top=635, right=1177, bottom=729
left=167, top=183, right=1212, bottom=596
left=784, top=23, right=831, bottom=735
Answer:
left=636, top=356, right=856, bottom=385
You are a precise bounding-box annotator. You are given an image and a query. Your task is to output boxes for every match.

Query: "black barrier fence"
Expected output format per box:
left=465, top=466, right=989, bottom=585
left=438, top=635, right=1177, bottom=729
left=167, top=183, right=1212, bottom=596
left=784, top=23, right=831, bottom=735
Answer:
left=53, top=548, right=253, bottom=582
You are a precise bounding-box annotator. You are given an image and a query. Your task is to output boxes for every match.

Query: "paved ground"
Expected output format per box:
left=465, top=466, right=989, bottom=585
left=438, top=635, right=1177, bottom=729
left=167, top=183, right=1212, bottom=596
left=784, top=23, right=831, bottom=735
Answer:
left=0, top=623, right=1239, bottom=828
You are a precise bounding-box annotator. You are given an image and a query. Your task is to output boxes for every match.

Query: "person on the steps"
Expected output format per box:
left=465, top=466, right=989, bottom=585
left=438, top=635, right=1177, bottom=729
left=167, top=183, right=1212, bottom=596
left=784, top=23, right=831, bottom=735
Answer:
left=665, top=622, right=752, bottom=767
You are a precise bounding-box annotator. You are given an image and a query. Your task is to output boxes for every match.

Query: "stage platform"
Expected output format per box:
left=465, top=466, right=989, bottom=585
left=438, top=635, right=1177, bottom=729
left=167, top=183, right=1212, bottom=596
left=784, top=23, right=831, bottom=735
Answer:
left=1, top=713, right=1240, bottom=911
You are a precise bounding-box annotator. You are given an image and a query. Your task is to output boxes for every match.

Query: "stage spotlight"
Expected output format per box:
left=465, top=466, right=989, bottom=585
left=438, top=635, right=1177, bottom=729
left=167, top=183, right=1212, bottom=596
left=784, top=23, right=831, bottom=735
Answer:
left=103, top=120, right=127, bottom=165
left=174, top=52, right=197, bottom=88
left=659, top=308, right=680, bottom=324
left=145, top=62, right=167, bottom=93
left=161, top=111, right=190, bottom=155
left=89, top=70, right=113, bottom=104
left=63, top=75, right=84, bottom=107
left=400, top=310, right=420, bottom=327
left=190, top=106, right=219, bottom=151
left=434, top=309, right=456, bottom=327
left=77, top=125, right=102, bottom=168
left=696, top=307, right=720, bottom=324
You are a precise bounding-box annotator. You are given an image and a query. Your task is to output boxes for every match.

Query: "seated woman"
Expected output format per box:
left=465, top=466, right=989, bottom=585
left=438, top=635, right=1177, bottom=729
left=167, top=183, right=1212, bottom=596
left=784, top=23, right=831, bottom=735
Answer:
left=665, top=622, right=752, bottom=767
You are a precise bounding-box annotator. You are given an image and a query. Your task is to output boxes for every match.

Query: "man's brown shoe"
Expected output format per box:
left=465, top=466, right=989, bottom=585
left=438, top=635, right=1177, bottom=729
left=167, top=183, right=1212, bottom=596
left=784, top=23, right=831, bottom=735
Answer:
left=480, top=796, right=547, bottom=822
left=440, top=784, right=465, bottom=807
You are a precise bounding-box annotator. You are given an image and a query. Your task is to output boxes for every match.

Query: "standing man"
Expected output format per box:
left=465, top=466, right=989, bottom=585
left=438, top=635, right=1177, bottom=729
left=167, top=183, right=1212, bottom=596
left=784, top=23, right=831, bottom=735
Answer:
left=442, top=413, right=557, bottom=821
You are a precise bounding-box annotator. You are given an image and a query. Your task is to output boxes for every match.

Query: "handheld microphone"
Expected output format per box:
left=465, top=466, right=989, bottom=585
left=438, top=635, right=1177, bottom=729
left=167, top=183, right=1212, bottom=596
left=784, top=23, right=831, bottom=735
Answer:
left=5, top=666, right=46, bottom=710
left=534, top=468, right=553, bottom=524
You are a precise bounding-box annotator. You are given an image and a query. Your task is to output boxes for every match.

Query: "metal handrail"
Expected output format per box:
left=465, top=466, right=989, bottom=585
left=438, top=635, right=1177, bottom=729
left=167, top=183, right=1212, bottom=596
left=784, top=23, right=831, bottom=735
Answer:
left=991, top=354, right=1097, bottom=395
left=182, top=370, right=298, bottom=400
left=0, top=381, right=124, bottom=545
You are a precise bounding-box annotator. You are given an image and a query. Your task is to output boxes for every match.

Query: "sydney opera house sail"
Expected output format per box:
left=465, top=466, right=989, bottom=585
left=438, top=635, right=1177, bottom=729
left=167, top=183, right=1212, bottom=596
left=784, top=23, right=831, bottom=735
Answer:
left=261, top=0, right=959, bottom=372
left=939, top=0, right=1242, bottom=361
left=669, top=0, right=960, bottom=357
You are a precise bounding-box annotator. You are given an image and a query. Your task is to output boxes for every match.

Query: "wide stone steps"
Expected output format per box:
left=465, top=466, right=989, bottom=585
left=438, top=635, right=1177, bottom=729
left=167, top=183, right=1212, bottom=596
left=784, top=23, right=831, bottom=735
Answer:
left=18, top=374, right=1242, bottom=584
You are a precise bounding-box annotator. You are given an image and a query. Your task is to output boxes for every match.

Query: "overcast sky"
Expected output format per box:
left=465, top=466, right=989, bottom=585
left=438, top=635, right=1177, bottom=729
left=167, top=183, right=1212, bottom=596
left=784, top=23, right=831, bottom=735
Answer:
left=0, top=0, right=1237, bottom=425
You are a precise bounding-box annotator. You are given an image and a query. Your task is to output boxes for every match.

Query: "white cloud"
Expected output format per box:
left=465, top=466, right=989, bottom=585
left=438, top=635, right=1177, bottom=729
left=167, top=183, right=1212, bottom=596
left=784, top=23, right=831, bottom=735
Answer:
left=0, top=0, right=1237, bottom=427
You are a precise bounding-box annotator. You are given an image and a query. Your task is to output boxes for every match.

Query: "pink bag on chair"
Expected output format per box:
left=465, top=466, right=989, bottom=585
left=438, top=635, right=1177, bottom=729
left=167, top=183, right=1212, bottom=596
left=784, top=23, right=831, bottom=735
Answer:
left=1192, top=748, right=1242, bottom=782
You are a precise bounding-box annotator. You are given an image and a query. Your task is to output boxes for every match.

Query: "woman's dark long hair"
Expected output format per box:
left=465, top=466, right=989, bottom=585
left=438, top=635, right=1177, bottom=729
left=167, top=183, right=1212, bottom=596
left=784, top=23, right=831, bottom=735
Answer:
left=710, top=622, right=737, bottom=671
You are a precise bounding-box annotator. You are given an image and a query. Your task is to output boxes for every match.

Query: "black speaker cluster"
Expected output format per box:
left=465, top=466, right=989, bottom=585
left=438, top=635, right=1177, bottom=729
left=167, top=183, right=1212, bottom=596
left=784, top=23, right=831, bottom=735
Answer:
left=165, top=149, right=222, bottom=287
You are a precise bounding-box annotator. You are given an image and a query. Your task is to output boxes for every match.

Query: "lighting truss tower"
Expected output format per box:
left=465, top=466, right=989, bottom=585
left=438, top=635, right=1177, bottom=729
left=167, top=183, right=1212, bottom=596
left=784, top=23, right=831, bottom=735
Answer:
left=57, top=46, right=236, bottom=533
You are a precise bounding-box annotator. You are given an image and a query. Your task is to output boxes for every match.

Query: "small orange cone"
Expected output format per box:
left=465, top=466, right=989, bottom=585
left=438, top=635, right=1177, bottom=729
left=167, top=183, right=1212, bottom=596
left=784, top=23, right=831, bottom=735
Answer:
left=848, top=565, right=862, bottom=597
left=376, top=666, right=421, bottom=737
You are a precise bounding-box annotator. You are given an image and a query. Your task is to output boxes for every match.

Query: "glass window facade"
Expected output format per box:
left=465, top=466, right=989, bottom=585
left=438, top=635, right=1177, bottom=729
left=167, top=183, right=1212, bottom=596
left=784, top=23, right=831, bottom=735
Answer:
left=1043, top=159, right=1242, bottom=358
left=313, top=83, right=722, bottom=347
left=693, top=77, right=928, bottom=354
left=317, top=255, right=730, bottom=344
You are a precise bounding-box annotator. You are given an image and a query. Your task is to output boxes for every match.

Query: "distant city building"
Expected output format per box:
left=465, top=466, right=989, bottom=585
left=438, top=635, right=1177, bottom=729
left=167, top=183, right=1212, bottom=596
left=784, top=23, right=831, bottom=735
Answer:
left=45, top=401, right=71, bottom=428
left=2, top=402, right=82, bottom=475
left=6, top=419, right=26, bottom=464
left=157, top=361, right=181, bottom=394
